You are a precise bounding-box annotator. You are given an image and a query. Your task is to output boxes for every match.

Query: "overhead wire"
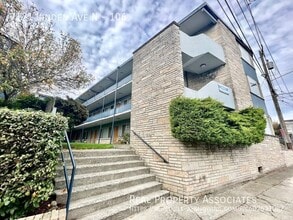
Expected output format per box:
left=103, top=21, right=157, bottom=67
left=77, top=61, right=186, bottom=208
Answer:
left=217, top=0, right=293, bottom=108
left=233, top=0, right=265, bottom=75
left=273, top=70, right=293, bottom=80
left=216, top=0, right=241, bottom=39
left=223, top=0, right=251, bottom=49
left=216, top=0, right=264, bottom=75
left=235, top=0, right=262, bottom=49
left=244, top=0, right=293, bottom=98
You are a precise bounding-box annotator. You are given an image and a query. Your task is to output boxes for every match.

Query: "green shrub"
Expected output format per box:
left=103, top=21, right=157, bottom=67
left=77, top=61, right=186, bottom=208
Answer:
left=169, top=97, right=266, bottom=147
left=122, top=133, right=130, bottom=144
left=0, top=108, right=68, bottom=219
left=0, top=94, right=48, bottom=111
left=13, top=94, right=48, bottom=111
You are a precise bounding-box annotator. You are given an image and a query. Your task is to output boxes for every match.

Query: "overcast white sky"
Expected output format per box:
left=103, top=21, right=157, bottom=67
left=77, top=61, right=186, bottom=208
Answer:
left=29, top=0, right=293, bottom=121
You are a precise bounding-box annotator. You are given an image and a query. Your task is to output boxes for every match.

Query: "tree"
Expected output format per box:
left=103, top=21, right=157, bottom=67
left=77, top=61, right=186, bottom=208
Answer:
left=55, top=96, right=88, bottom=130
left=0, top=0, right=92, bottom=101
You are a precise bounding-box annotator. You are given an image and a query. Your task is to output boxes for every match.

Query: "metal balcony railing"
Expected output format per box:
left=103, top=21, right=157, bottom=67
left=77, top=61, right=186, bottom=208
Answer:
left=184, top=81, right=235, bottom=109
left=83, top=74, right=132, bottom=106
left=84, top=103, right=131, bottom=123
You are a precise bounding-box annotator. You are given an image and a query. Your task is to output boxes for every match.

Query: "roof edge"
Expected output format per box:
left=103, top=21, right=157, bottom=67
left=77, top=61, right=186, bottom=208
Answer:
left=133, top=21, right=179, bottom=54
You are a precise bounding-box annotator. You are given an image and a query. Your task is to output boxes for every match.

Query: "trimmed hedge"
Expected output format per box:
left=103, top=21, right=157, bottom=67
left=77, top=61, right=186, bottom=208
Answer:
left=0, top=108, right=68, bottom=219
left=169, top=97, right=266, bottom=147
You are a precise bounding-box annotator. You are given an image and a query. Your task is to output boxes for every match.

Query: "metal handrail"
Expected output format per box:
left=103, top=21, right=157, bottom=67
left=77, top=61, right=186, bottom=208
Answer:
left=60, top=131, right=76, bottom=220
left=131, top=130, right=169, bottom=163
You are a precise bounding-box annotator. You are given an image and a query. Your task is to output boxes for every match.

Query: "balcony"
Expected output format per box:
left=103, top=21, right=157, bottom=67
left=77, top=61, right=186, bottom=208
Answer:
left=184, top=81, right=235, bottom=109
left=83, top=74, right=132, bottom=106
left=84, top=103, right=131, bottom=123
left=180, top=31, right=225, bottom=74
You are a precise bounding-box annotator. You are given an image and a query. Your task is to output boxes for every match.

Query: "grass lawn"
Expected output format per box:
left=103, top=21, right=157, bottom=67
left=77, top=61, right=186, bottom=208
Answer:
left=63, top=142, right=113, bottom=149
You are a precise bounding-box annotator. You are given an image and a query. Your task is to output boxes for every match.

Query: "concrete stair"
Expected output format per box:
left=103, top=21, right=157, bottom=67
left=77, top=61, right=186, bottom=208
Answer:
left=55, top=148, right=169, bottom=220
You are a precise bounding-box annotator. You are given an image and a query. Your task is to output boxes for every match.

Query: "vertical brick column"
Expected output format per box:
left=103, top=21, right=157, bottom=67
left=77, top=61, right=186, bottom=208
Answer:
left=131, top=23, right=188, bottom=196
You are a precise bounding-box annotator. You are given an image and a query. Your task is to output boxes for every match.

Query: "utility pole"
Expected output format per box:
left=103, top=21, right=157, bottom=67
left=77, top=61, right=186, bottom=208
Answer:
left=259, top=48, right=292, bottom=149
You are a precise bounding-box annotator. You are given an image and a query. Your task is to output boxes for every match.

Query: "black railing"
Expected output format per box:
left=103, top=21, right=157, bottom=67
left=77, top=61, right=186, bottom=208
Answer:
left=60, top=131, right=76, bottom=220
left=131, top=130, right=169, bottom=163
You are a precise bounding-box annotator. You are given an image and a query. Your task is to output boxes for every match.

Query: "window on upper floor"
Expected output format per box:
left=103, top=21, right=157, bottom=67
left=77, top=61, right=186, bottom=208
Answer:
left=247, top=75, right=262, bottom=98
left=239, top=44, right=253, bottom=67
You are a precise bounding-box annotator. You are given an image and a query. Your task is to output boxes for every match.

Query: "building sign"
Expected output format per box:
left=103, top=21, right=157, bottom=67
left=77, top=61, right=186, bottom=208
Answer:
left=218, top=84, right=229, bottom=95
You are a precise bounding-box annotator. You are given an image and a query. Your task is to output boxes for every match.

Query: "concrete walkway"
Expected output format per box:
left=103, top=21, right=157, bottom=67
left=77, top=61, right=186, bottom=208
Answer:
left=126, top=166, right=293, bottom=220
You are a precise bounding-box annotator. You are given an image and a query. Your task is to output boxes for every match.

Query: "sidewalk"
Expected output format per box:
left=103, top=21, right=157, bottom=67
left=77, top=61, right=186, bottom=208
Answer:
left=126, top=166, right=293, bottom=220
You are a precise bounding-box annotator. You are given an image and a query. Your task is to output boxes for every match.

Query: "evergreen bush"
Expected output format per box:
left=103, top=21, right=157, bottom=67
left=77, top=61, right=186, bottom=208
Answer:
left=0, top=108, right=68, bottom=218
left=169, top=97, right=266, bottom=147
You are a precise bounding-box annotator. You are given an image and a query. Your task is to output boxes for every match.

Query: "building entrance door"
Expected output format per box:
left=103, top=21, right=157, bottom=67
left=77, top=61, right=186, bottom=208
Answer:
left=114, top=126, right=119, bottom=143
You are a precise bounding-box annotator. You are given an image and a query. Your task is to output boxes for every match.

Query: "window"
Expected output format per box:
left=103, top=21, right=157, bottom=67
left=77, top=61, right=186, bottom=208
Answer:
left=108, top=127, right=112, bottom=138
left=124, top=99, right=128, bottom=105
left=239, top=44, right=253, bottom=66
left=122, top=125, right=126, bottom=135
left=247, top=76, right=262, bottom=97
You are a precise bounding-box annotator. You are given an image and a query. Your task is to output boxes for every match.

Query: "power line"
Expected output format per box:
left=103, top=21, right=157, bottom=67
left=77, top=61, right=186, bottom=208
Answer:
left=245, top=8, right=284, bottom=93
left=280, top=100, right=293, bottom=108
left=232, top=0, right=264, bottom=75
left=229, top=0, right=292, bottom=146
left=216, top=0, right=264, bottom=75
left=279, top=92, right=293, bottom=95
left=244, top=0, right=290, bottom=97
left=224, top=0, right=251, bottom=49
left=273, top=70, right=293, bottom=80
left=246, top=2, right=293, bottom=98
left=219, top=0, right=292, bottom=106
left=216, top=0, right=241, bottom=39
left=259, top=49, right=292, bottom=148
left=235, top=0, right=262, bottom=49
left=259, top=30, right=292, bottom=97
left=244, top=0, right=262, bottom=46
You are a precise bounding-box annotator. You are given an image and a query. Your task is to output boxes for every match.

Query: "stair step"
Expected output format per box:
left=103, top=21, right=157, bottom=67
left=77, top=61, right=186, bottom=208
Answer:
left=68, top=182, right=162, bottom=219
left=55, top=167, right=150, bottom=189
left=64, top=155, right=140, bottom=165
left=56, top=160, right=145, bottom=176
left=63, top=149, right=135, bottom=157
left=56, top=174, right=156, bottom=204
left=80, top=190, right=169, bottom=220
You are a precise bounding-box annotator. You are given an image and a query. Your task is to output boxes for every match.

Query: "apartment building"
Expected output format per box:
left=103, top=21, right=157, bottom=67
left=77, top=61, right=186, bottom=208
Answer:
left=73, top=3, right=273, bottom=144
left=72, top=3, right=290, bottom=199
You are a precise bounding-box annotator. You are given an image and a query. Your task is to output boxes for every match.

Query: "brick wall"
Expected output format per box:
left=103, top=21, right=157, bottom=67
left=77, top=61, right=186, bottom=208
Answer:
left=131, top=22, right=289, bottom=200
left=187, top=21, right=253, bottom=110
